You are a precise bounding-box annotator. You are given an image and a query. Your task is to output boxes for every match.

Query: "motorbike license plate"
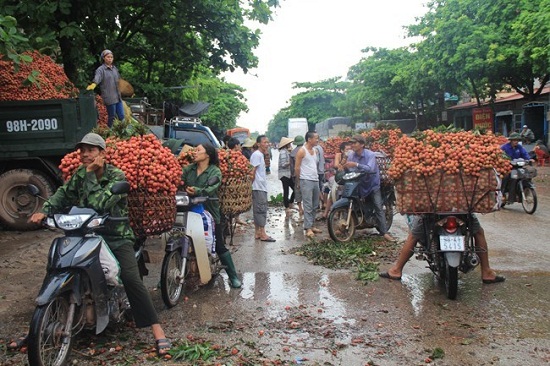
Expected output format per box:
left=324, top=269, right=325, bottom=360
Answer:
left=440, top=236, right=465, bottom=251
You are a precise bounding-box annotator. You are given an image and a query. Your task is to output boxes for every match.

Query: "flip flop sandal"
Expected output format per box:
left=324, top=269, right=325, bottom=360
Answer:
left=8, top=335, right=28, bottom=350
left=155, top=338, right=172, bottom=357
left=379, top=272, right=402, bottom=281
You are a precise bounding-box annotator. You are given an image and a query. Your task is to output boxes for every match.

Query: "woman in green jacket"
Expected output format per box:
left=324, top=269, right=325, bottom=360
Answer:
left=181, top=144, right=241, bottom=288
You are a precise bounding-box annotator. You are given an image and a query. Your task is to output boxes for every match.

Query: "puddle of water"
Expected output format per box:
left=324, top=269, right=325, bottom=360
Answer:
left=235, top=271, right=354, bottom=325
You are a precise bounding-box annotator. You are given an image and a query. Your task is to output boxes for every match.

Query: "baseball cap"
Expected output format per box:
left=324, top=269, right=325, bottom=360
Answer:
left=522, top=125, right=528, bottom=128
left=76, top=133, right=106, bottom=150
left=349, top=134, right=366, bottom=145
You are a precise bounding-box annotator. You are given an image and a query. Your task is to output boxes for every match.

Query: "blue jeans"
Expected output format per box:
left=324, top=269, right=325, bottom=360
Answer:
left=106, top=101, right=125, bottom=127
left=365, top=188, right=388, bottom=235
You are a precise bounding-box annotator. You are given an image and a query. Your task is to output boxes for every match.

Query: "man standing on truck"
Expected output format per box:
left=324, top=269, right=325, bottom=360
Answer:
left=87, top=49, right=125, bottom=127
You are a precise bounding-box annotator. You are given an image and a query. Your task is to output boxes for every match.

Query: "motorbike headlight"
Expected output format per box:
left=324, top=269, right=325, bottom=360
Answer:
left=175, top=194, right=190, bottom=206
left=54, top=214, right=93, bottom=230
left=510, top=170, right=519, bottom=179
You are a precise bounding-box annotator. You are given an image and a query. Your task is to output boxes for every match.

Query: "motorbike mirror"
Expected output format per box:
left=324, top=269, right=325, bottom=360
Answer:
left=111, top=181, right=131, bottom=194
left=207, top=176, right=220, bottom=186
left=27, top=184, right=41, bottom=196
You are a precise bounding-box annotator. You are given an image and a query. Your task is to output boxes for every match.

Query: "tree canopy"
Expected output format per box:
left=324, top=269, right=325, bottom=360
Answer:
left=1, top=0, right=279, bottom=130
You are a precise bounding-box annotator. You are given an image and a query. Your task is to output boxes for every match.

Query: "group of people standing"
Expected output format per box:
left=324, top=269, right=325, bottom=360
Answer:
left=277, top=132, right=395, bottom=241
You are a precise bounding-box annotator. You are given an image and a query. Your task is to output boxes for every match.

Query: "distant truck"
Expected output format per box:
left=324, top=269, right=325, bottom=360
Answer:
left=315, top=117, right=352, bottom=140
left=288, top=118, right=308, bottom=141
left=0, top=93, right=98, bottom=230
left=226, top=127, right=250, bottom=144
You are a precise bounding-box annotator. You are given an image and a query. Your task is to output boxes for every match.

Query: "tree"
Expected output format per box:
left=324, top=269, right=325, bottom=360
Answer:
left=408, top=0, right=549, bottom=104
left=346, top=47, right=415, bottom=120
left=287, top=77, right=349, bottom=125
left=0, top=15, right=32, bottom=69
left=1, top=0, right=280, bottom=88
left=266, top=108, right=291, bottom=144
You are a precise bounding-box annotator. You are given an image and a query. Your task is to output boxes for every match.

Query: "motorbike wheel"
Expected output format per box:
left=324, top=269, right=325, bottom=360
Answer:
left=521, top=187, right=537, bottom=214
left=444, top=259, right=459, bottom=300
left=160, top=250, right=188, bottom=308
left=328, top=206, right=357, bottom=242
left=28, top=296, right=74, bottom=366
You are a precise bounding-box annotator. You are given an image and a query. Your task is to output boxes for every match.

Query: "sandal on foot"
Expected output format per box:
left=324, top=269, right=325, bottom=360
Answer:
left=379, top=272, right=402, bottom=281
left=482, top=275, right=506, bottom=284
left=8, top=335, right=28, bottom=350
left=155, top=338, right=171, bottom=356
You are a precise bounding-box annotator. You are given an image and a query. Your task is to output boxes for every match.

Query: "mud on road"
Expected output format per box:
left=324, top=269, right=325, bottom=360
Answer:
left=1, top=166, right=550, bottom=365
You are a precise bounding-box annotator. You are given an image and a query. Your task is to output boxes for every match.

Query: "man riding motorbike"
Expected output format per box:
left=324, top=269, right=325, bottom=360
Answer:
left=500, top=132, right=533, bottom=203
left=379, top=215, right=505, bottom=284
left=343, top=134, right=395, bottom=242
left=28, top=133, right=171, bottom=356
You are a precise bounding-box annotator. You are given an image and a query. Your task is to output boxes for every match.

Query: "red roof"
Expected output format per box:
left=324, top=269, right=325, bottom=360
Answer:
left=448, top=86, right=550, bottom=110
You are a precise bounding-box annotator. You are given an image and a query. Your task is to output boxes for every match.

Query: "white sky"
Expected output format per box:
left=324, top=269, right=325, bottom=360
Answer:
left=223, top=0, right=428, bottom=133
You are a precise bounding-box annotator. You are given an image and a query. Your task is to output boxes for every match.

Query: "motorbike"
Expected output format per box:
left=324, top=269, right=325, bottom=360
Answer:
left=414, top=213, right=480, bottom=300
left=501, top=158, right=537, bottom=214
left=327, top=170, right=396, bottom=242
left=26, top=182, right=149, bottom=366
left=160, top=176, right=223, bottom=308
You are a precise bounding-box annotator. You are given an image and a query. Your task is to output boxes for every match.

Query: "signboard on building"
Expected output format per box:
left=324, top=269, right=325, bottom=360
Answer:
left=472, top=107, right=493, bottom=129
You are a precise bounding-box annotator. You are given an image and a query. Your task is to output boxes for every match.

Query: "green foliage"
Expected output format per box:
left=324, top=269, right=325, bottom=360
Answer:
left=266, top=108, right=291, bottom=144
left=296, top=238, right=380, bottom=283
left=92, top=117, right=150, bottom=140
left=169, top=340, right=218, bottom=362
left=1, top=0, right=279, bottom=90
left=268, top=193, right=283, bottom=204
left=0, top=15, right=32, bottom=70
left=431, top=347, right=445, bottom=359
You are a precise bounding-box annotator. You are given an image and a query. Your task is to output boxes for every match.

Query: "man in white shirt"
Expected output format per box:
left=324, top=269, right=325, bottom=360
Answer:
left=295, top=132, right=321, bottom=238
left=250, top=135, right=276, bottom=242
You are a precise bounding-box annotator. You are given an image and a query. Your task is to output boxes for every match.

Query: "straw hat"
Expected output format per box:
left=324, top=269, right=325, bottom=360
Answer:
left=279, top=137, right=293, bottom=149
left=242, top=138, right=255, bottom=148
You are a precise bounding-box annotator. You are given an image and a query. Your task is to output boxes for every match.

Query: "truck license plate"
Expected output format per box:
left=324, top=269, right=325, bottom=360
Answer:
left=440, top=236, right=465, bottom=251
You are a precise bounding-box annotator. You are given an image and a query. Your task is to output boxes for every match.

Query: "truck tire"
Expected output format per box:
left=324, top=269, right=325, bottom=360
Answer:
left=0, top=169, right=55, bottom=230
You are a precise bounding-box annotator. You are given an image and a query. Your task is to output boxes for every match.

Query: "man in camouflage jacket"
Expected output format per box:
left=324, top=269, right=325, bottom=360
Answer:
left=29, top=133, right=171, bottom=355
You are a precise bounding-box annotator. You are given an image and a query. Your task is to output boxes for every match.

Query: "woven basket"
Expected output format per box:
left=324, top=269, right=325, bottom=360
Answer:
left=376, top=156, right=392, bottom=183
left=395, top=168, right=500, bottom=214
left=219, top=178, right=252, bottom=215
left=127, top=189, right=175, bottom=236
left=118, top=78, right=134, bottom=98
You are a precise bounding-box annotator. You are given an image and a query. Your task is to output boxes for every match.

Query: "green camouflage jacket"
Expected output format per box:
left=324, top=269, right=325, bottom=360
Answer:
left=181, top=163, right=222, bottom=224
left=42, top=164, right=135, bottom=249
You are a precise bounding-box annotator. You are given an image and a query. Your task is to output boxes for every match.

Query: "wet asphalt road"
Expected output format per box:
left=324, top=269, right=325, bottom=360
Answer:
left=1, top=149, right=549, bottom=365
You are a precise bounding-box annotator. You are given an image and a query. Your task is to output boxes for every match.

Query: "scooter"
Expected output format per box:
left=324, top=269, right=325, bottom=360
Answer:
left=414, top=213, right=479, bottom=300
left=502, top=158, right=538, bottom=214
left=160, top=176, right=223, bottom=308
left=26, top=182, right=149, bottom=366
left=327, top=170, right=395, bottom=242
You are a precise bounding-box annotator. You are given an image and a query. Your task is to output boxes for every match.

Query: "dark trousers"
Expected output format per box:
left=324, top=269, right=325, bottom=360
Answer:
left=111, top=243, right=158, bottom=328
left=280, top=176, right=295, bottom=208
left=215, top=218, right=229, bottom=255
